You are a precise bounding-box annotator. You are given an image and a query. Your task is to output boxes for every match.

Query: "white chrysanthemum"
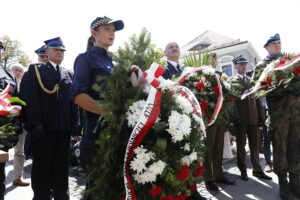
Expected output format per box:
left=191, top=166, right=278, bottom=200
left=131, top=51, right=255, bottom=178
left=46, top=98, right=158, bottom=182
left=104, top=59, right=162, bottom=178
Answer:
left=189, top=152, right=198, bottom=162
left=131, top=146, right=165, bottom=184
left=175, top=95, right=193, bottom=114
left=148, top=160, right=166, bottom=175
left=127, top=100, right=146, bottom=128
left=181, top=156, right=190, bottom=165
left=203, top=67, right=215, bottom=75
left=182, top=143, right=190, bottom=151
left=141, top=172, right=157, bottom=184
left=158, top=77, right=174, bottom=90
left=136, top=151, right=154, bottom=164
left=167, top=111, right=192, bottom=143
left=222, top=80, right=231, bottom=90
left=133, top=174, right=146, bottom=184
left=134, top=146, right=147, bottom=155
left=130, top=158, right=146, bottom=173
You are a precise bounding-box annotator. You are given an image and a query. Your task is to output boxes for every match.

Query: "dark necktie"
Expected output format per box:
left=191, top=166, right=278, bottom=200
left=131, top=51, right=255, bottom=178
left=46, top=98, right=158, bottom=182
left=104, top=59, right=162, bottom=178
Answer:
left=176, top=64, right=182, bottom=74
left=56, top=65, right=61, bottom=81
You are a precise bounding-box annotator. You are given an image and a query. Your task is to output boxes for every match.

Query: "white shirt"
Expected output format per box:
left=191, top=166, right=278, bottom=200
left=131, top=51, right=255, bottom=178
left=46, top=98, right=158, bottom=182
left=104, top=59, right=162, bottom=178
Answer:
left=167, top=60, right=178, bottom=68
left=49, top=60, right=61, bottom=71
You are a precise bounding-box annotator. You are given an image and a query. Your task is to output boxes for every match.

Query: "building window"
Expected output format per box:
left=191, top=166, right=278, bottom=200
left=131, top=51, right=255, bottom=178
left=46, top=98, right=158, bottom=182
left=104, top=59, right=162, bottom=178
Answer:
left=222, top=64, right=233, bottom=76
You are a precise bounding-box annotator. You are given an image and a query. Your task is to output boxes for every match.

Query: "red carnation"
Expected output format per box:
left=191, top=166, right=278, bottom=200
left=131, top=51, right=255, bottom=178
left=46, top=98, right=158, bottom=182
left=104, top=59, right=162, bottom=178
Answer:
left=266, top=76, right=273, bottom=85
left=196, top=81, right=205, bottom=90
left=200, top=100, right=209, bottom=116
left=160, top=196, right=174, bottom=200
left=282, top=55, right=290, bottom=60
left=177, top=165, right=190, bottom=181
left=293, top=67, right=300, bottom=75
left=260, top=81, right=268, bottom=91
left=149, top=186, right=162, bottom=197
left=194, top=163, right=205, bottom=177
left=279, top=59, right=286, bottom=65
left=189, top=184, right=197, bottom=192
left=213, top=86, right=219, bottom=94
left=174, top=194, right=189, bottom=200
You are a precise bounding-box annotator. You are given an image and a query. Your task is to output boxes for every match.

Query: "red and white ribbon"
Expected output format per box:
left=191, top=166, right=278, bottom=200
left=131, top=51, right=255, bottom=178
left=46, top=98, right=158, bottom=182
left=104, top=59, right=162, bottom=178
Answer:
left=0, top=84, right=21, bottom=116
left=178, top=66, right=224, bottom=126
left=241, top=54, right=300, bottom=99
left=124, top=63, right=165, bottom=200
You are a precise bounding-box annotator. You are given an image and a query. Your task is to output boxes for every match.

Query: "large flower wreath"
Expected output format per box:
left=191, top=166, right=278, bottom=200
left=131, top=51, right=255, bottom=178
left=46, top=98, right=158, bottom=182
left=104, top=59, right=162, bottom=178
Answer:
left=242, top=53, right=300, bottom=99
left=177, top=66, right=239, bottom=126
left=123, top=63, right=206, bottom=200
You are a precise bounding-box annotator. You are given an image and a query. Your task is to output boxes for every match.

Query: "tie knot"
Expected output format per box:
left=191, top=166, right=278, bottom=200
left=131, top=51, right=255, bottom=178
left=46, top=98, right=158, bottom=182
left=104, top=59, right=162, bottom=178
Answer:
left=56, top=65, right=60, bottom=72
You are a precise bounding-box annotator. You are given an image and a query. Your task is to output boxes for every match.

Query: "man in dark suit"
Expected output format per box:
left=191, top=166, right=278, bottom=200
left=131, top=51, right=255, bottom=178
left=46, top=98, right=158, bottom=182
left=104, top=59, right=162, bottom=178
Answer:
left=162, top=42, right=183, bottom=80
left=24, top=37, right=73, bottom=200
left=162, top=42, right=206, bottom=200
left=232, top=55, right=271, bottom=181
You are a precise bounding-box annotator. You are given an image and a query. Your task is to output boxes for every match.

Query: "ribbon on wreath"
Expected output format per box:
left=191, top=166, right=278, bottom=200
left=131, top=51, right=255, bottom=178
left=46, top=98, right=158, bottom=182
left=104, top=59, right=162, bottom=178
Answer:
left=124, top=63, right=165, bottom=200
left=125, top=63, right=206, bottom=200
left=178, top=66, right=224, bottom=126
left=241, top=54, right=300, bottom=100
left=0, top=84, right=21, bottom=116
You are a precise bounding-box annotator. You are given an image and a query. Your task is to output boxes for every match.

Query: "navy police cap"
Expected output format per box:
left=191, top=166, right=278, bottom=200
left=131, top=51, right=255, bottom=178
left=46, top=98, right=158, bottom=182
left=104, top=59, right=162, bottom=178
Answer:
left=44, top=37, right=65, bottom=50
left=0, top=41, right=5, bottom=50
left=34, top=45, right=47, bottom=55
left=90, top=16, right=124, bottom=31
left=264, top=33, right=280, bottom=48
left=233, top=55, right=248, bottom=65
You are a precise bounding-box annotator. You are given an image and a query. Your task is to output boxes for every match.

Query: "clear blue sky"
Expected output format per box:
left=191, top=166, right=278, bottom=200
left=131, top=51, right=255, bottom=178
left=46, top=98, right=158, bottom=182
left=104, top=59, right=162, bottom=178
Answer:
left=1, top=0, right=300, bottom=69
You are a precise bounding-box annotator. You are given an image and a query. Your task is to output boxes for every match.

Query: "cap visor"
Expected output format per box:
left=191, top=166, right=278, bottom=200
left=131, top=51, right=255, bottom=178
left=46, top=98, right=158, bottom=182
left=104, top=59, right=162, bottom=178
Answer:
left=110, top=20, right=124, bottom=31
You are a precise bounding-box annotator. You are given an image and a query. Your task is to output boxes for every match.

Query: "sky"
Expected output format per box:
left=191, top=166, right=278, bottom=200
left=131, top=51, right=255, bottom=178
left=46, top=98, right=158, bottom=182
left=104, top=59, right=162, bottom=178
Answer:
left=1, top=0, right=300, bottom=69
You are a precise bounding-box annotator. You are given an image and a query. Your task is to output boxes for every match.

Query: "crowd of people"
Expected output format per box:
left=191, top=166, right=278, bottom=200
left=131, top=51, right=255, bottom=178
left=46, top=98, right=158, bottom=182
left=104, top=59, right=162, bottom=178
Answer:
left=0, top=16, right=299, bottom=200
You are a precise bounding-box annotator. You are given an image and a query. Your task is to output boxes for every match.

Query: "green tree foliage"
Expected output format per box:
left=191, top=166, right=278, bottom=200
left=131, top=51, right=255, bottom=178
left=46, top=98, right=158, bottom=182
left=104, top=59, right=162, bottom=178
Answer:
left=0, top=36, right=31, bottom=69
left=115, top=28, right=166, bottom=71
left=88, top=29, right=164, bottom=200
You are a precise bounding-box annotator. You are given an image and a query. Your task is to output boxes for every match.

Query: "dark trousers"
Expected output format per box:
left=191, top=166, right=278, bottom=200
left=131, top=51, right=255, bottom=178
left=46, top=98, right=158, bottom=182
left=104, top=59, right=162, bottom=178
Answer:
left=262, top=109, right=272, bottom=165
left=204, top=123, right=225, bottom=182
left=31, top=131, right=70, bottom=200
left=236, top=125, right=262, bottom=173
left=80, top=148, right=96, bottom=200
left=0, top=162, right=5, bottom=200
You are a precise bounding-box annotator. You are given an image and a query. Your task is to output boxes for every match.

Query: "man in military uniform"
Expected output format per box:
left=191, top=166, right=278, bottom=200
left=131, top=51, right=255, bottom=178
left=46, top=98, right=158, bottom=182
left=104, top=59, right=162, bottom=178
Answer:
left=204, top=53, right=236, bottom=192
left=0, top=41, right=18, bottom=200
left=20, top=45, right=48, bottom=160
left=254, top=34, right=300, bottom=200
left=232, top=55, right=272, bottom=182
left=162, top=42, right=207, bottom=200
left=24, top=37, right=73, bottom=200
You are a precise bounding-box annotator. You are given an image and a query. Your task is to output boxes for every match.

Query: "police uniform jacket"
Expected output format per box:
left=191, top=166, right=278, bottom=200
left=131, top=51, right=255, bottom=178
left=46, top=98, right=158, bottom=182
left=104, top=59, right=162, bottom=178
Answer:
left=72, top=46, right=114, bottom=151
left=24, top=61, right=73, bottom=132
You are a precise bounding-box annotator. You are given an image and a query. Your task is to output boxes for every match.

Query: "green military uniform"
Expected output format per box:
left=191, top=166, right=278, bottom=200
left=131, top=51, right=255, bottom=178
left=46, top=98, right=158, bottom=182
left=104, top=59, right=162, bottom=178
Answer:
left=254, top=55, right=300, bottom=199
